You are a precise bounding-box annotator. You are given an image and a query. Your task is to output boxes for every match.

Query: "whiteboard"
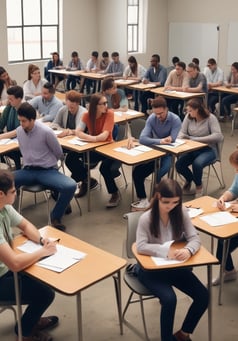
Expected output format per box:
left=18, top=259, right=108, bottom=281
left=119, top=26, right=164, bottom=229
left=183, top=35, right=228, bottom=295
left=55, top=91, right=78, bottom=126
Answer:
left=227, top=22, right=238, bottom=65
left=169, top=23, right=219, bottom=69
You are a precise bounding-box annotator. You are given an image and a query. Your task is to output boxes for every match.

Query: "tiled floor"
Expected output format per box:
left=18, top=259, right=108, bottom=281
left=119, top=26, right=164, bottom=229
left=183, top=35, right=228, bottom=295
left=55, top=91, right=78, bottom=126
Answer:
left=1, top=120, right=238, bottom=341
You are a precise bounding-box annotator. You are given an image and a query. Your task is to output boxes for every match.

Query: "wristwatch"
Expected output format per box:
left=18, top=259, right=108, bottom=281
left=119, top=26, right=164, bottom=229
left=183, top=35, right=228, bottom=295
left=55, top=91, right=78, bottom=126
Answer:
left=39, top=236, right=44, bottom=246
left=185, top=246, right=194, bottom=255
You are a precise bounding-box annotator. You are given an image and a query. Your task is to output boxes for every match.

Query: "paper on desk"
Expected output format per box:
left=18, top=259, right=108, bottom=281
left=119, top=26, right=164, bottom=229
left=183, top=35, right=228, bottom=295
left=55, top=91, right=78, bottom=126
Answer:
left=126, top=110, right=140, bottom=116
left=53, top=130, right=63, bottom=135
left=199, top=211, right=238, bottom=226
left=114, top=145, right=152, bottom=156
left=151, top=256, right=185, bottom=266
left=0, top=138, right=18, bottom=145
left=187, top=208, right=204, bottom=218
left=68, top=137, right=88, bottom=146
left=164, top=139, right=186, bottom=148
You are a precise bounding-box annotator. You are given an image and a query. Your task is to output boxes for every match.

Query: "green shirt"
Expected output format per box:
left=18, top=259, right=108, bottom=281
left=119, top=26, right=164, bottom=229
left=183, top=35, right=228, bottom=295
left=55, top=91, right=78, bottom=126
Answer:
left=0, top=105, right=20, bottom=133
left=0, top=205, right=23, bottom=277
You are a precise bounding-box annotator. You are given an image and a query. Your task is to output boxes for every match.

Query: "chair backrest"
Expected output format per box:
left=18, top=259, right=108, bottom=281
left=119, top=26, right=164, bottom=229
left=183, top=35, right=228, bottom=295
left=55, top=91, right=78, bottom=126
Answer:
left=216, top=136, right=224, bottom=162
left=130, top=118, right=146, bottom=139
left=125, top=211, right=144, bottom=259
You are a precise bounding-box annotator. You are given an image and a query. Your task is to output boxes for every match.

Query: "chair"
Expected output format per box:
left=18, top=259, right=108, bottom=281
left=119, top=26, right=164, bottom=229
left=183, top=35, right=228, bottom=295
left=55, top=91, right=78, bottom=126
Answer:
left=0, top=302, right=17, bottom=321
left=129, top=118, right=146, bottom=140
left=122, top=211, right=156, bottom=340
left=204, top=137, right=225, bottom=194
left=231, top=106, right=238, bottom=136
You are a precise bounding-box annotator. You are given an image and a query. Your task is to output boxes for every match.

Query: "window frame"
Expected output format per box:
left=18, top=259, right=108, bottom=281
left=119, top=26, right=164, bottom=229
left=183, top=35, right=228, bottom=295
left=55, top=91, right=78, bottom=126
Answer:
left=127, top=0, right=139, bottom=53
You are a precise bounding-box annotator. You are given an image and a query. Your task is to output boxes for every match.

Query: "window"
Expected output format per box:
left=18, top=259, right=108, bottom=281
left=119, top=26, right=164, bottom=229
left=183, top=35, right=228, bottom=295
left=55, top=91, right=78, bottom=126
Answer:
left=127, top=0, right=147, bottom=54
left=6, top=0, right=59, bottom=63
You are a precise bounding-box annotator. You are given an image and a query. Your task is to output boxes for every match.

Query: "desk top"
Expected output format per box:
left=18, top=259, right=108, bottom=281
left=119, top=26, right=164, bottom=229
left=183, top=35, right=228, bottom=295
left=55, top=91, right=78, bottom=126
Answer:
left=0, top=141, right=19, bottom=155
left=114, top=110, right=145, bottom=123
left=132, top=242, right=218, bottom=270
left=150, top=87, right=205, bottom=99
left=55, top=92, right=66, bottom=102
left=80, top=71, right=110, bottom=80
left=185, top=196, right=238, bottom=239
left=48, top=68, right=85, bottom=77
left=58, top=136, right=109, bottom=153
left=13, top=226, right=127, bottom=295
left=153, top=139, right=207, bottom=156
left=212, top=85, right=238, bottom=95
left=114, top=79, right=140, bottom=87
left=95, top=139, right=165, bottom=165
left=128, top=82, right=158, bottom=91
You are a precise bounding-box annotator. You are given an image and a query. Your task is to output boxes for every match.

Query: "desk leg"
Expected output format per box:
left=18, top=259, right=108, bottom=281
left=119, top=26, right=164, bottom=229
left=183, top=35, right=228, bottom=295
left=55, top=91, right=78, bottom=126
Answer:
left=113, top=270, right=123, bottom=335
left=218, top=239, right=230, bottom=305
left=169, top=155, right=175, bottom=179
left=76, top=292, right=83, bottom=341
left=207, top=265, right=212, bottom=341
left=86, top=151, right=91, bottom=212
left=14, top=272, right=23, bottom=341
left=131, top=165, right=135, bottom=202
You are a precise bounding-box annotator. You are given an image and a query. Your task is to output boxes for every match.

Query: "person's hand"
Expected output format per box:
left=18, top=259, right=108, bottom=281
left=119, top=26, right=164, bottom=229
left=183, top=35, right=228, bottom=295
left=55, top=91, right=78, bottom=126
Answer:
left=42, top=240, right=57, bottom=257
left=173, top=248, right=191, bottom=261
left=127, top=137, right=136, bottom=149
left=217, top=196, right=226, bottom=210
left=160, top=136, right=172, bottom=144
left=230, top=203, right=238, bottom=213
left=142, top=79, right=149, bottom=84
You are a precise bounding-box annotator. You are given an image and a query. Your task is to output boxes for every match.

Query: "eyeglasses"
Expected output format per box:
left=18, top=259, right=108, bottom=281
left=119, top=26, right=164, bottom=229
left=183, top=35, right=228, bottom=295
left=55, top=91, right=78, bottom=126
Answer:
left=98, top=101, right=108, bottom=106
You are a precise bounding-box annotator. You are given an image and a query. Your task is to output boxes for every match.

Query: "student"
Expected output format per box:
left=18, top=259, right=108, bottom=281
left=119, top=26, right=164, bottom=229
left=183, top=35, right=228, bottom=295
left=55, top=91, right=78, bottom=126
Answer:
left=140, top=54, right=167, bottom=114
left=23, top=64, right=46, bottom=101
left=0, top=169, right=59, bottom=341
left=136, top=178, right=208, bottom=341
left=44, top=52, right=64, bottom=88
left=213, top=149, right=238, bottom=285
left=76, top=93, right=121, bottom=207
left=99, top=51, right=110, bottom=71
left=51, top=90, right=98, bottom=198
left=104, top=51, right=124, bottom=77
left=14, top=102, right=76, bottom=231
left=175, top=98, right=223, bottom=197
left=66, top=51, right=84, bottom=91
left=131, top=97, right=181, bottom=210
left=29, top=82, right=63, bottom=122
left=101, top=77, right=128, bottom=112
left=0, top=86, right=23, bottom=169
left=192, top=58, right=200, bottom=71
left=166, top=56, right=180, bottom=74
left=83, top=51, right=100, bottom=93
left=220, top=62, right=238, bottom=120
left=0, top=66, right=17, bottom=105
left=184, top=62, right=207, bottom=94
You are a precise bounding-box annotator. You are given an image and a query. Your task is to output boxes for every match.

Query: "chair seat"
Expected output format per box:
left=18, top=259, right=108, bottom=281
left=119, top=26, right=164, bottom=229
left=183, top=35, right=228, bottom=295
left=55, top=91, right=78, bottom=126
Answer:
left=124, top=272, right=154, bottom=296
left=21, top=184, right=48, bottom=192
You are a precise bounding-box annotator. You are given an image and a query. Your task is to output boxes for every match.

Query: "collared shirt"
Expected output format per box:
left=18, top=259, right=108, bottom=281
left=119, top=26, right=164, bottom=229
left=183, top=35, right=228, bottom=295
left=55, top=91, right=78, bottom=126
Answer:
left=16, top=120, right=64, bottom=168
left=165, top=69, right=189, bottom=88
left=105, top=61, right=124, bottom=77
left=143, top=65, right=167, bottom=85
left=189, top=73, right=208, bottom=93
left=29, top=95, right=63, bottom=122
left=204, top=66, right=224, bottom=84
left=0, top=105, right=20, bottom=132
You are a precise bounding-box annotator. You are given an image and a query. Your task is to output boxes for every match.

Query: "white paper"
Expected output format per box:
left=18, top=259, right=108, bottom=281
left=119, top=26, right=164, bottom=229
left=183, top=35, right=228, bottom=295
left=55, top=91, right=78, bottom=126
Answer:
left=126, top=110, right=140, bottom=116
left=68, top=138, right=88, bottom=146
left=114, top=111, right=122, bottom=116
left=165, top=139, right=186, bottom=148
left=114, top=147, right=143, bottom=156
left=187, top=208, right=204, bottom=218
left=151, top=256, right=185, bottom=266
left=0, top=138, right=18, bottom=145
left=53, top=130, right=63, bottom=135
left=199, top=211, right=238, bottom=226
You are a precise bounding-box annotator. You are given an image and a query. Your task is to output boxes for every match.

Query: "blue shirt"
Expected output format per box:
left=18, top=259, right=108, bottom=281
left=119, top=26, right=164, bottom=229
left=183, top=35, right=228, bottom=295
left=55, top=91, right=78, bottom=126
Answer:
left=29, top=95, right=63, bottom=122
left=229, top=174, right=238, bottom=198
left=143, top=65, right=167, bottom=85
left=139, top=111, right=181, bottom=146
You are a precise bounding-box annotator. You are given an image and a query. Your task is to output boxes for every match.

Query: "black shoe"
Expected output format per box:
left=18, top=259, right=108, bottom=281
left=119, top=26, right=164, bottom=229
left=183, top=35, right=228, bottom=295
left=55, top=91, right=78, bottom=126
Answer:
left=75, top=182, right=87, bottom=198
left=64, top=204, right=72, bottom=215
left=51, top=219, right=66, bottom=232
left=51, top=191, right=59, bottom=201
left=90, top=178, right=98, bottom=190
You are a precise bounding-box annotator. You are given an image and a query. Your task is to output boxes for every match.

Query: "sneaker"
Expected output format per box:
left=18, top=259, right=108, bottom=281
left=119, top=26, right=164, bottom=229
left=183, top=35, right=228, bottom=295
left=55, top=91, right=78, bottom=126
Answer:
left=131, top=198, right=150, bottom=210
left=90, top=177, right=98, bottom=190
left=106, top=192, right=121, bottom=208
left=34, top=316, right=59, bottom=331
left=64, top=204, right=72, bottom=215
left=212, top=269, right=237, bottom=286
left=182, top=182, right=195, bottom=195
left=114, top=174, right=125, bottom=189
left=195, top=187, right=204, bottom=198
left=173, top=330, right=192, bottom=341
left=51, top=219, right=66, bottom=232
left=75, top=178, right=98, bottom=198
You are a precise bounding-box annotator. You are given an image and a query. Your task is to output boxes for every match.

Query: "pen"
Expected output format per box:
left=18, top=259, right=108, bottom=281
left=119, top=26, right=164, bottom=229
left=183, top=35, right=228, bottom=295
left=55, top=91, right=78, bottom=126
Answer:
left=55, top=238, right=60, bottom=243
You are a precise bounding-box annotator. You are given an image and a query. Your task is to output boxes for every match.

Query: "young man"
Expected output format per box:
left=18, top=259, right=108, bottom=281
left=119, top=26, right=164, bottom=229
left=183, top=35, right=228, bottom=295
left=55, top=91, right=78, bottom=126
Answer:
left=104, top=52, right=124, bottom=77
left=0, top=169, right=58, bottom=341
left=101, top=77, right=128, bottom=112
left=29, top=82, right=63, bottom=122
left=14, top=102, right=76, bottom=231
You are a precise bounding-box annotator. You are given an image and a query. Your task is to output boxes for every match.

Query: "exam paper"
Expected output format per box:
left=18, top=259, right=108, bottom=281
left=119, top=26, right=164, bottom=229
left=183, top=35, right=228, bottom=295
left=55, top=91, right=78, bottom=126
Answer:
left=68, top=138, right=88, bottom=146
left=151, top=256, right=185, bottom=266
left=199, top=211, right=238, bottom=226
left=114, top=145, right=152, bottom=156
left=187, top=208, right=204, bottom=218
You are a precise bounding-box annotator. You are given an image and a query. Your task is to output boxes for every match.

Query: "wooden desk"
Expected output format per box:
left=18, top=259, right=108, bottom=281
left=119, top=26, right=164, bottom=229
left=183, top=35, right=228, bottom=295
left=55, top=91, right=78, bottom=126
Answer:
left=184, top=195, right=238, bottom=305
left=132, top=242, right=218, bottom=341
left=80, top=72, right=110, bottom=92
left=114, top=79, right=140, bottom=87
left=95, top=139, right=165, bottom=201
left=55, top=91, right=66, bottom=102
left=0, top=140, right=19, bottom=155
left=150, top=86, right=205, bottom=100
left=13, top=226, right=127, bottom=341
left=114, top=110, right=145, bottom=124
left=212, top=86, right=238, bottom=121
left=48, top=68, right=85, bottom=77
left=58, top=136, right=109, bottom=211
left=153, top=139, right=207, bottom=178
left=128, top=82, right=158, bottom=91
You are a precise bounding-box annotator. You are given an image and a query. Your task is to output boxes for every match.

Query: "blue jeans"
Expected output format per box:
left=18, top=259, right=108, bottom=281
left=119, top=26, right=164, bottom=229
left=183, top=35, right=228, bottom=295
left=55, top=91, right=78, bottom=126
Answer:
left=220, top=94, right=238, bottom=116
left=66, top=75, right=80, bottom=90
left=175, top=147, right=216, bottom=187
left=138, top=266, right=208, bottom=341
left=216, top=236, right=238, bottom=271
left=14, top=168, right=76, bottom=221
left=0, top=271, right=55, bottom=337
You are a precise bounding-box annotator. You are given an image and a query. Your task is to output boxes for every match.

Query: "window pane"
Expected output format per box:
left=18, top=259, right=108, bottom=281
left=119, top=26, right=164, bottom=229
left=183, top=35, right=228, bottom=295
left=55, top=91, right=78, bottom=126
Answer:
left=24, top=27, right=41, bottom=60
left=42, top=27, right=58, bottom=58
left=128, top=7, right=138, bottom=24
left=128, top=26, right=133, bottom=52
left=23, top=0, right=40, bottom=25
left=128, top=0, right=138, bottom=5
left=7, top=28, right=23, bottom=61
left=132, top=26, right=138, bottom=51
left=7, top=0, right=22, bottom=26
left=42, top=0, right=58, bottom=25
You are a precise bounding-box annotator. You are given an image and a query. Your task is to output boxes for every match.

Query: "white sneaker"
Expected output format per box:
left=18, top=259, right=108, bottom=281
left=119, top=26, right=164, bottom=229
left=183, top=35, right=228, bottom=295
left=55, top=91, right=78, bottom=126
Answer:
left=212, top=269, right=237, bottom=286
left=195, top=187, right=204, bottom=198
left=114, top=174, right=125, bottom=189
left=131, top=198, right=150, bottom=210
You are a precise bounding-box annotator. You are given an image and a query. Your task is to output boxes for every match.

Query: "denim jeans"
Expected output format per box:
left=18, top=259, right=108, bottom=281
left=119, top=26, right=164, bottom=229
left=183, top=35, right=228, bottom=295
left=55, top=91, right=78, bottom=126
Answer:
left=216, top=236, right=238, bottom=271
left=14, top=168, right=76, bottom=221
left=220, top=94, right=238, bottom=116
left=0, top=271, right=55, bottom=337
left=138, top=266, right=208, bottom=341
left=175, top=147, right=216, bottom=187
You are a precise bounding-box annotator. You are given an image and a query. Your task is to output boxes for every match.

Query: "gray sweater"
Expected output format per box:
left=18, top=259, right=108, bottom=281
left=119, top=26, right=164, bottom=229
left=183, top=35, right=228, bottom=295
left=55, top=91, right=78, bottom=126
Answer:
left=50, top=105, right=87, bottom=130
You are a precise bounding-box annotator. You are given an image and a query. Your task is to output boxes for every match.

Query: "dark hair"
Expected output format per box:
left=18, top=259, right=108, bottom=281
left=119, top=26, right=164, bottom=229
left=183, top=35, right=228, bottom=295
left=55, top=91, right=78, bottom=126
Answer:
left=0, top=80, right=4, bottom=96
left=91, top=51, right=98, bottom=58
left=172, top=56, right=180, bottom=65
left=18, top=102, right=36, bottom=120
left=102, top=51, right=109, bottom=58
left=152, top=54, right=160, bottom=62
left=128, top=56, right=138, bottom=75
left=0, top=170, right=14, bottom=194
left=151, top=96, right=167, bottom=109
left=207, top=58, right=216, bottom=65
left=111, top=52, right=119, bottom=57
left=177, top=61, right=186, bottom=70
left=149, top=179, right=183, bottom=238
left=28, top=64, right=40, bottom=80
left=0, top=66, right=7, bottom=76
left=229, top=150, right=238, bottom=166
left=71, top=51, right=78, bottom=58
left=7, top=85, right=24, bottom=99
left=186, top=98, right=209, bottom=119
left=43, top=82, right=55, bottom=94
left=192, top=58, right=199, bottom=65
left=187, top=62, right=199, bottom=71
left=232, top=62, right=238, bottom=71
left=101, top=77, right=114, bottom=92
left=51, top=52, right=59, bottom=57
left=88, top=93, right=105, bottom=134
left=66, top=90, right=81, bottom=104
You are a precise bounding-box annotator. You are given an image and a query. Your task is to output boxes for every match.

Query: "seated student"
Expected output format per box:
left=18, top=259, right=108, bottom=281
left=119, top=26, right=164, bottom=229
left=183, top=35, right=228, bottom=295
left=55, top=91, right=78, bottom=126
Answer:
left=14, top=102, right=76, bottom=231
left=66, top=51, right=84, bottom=91
left=130, top=97, right=181, bottom=210
left=175, top=98, right=223, bottom=198
left=136, top=178, right=208, bottom=341
left=140, top=54, right=167, bottom=114
left=23, top=64, right=47, bottom=101
left=44, top=52, right=64, bottom=88
left=220, top=62, right=238, bottom=120
left=101, top=77, right=128, bottom=112
left=213, top=150, right=238, bottom=286
left=184, top=63, right=207, bottom=94
left=75, top=93, right=121, bottom=207
left=29, top=82, right=63, bottom=122
left=166, top=56, right=180, bottom=75
left=99, top=51, right=110, bottom=71
left=192, top=57, right=200, bottom=71
left=0, top=169, right=59, bottom=341
left=104, top=51, right=124, bottom=77
left=0, top=86, right=23, bottom=169
left=51, top=90, right=98, bottom=197
left=0, top=66, right=17, bottom=105
left=82, top=51, right=100, bottom=94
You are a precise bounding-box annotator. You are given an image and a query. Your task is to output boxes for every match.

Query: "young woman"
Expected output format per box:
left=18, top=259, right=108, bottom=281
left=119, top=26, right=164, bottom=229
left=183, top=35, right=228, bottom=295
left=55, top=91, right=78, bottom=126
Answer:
left=45, top=52, right=64, bottom=88
left=0, top=170, right=58, bottom=341
left=176, top=98, right=223, bottom=197
left=76, top=93, right=121, bottom=207
left=23, top=64, right=46, bottom=101
left=136, top=178, right=208, bottom=341
left=0, top=66, right=17, bottom=105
